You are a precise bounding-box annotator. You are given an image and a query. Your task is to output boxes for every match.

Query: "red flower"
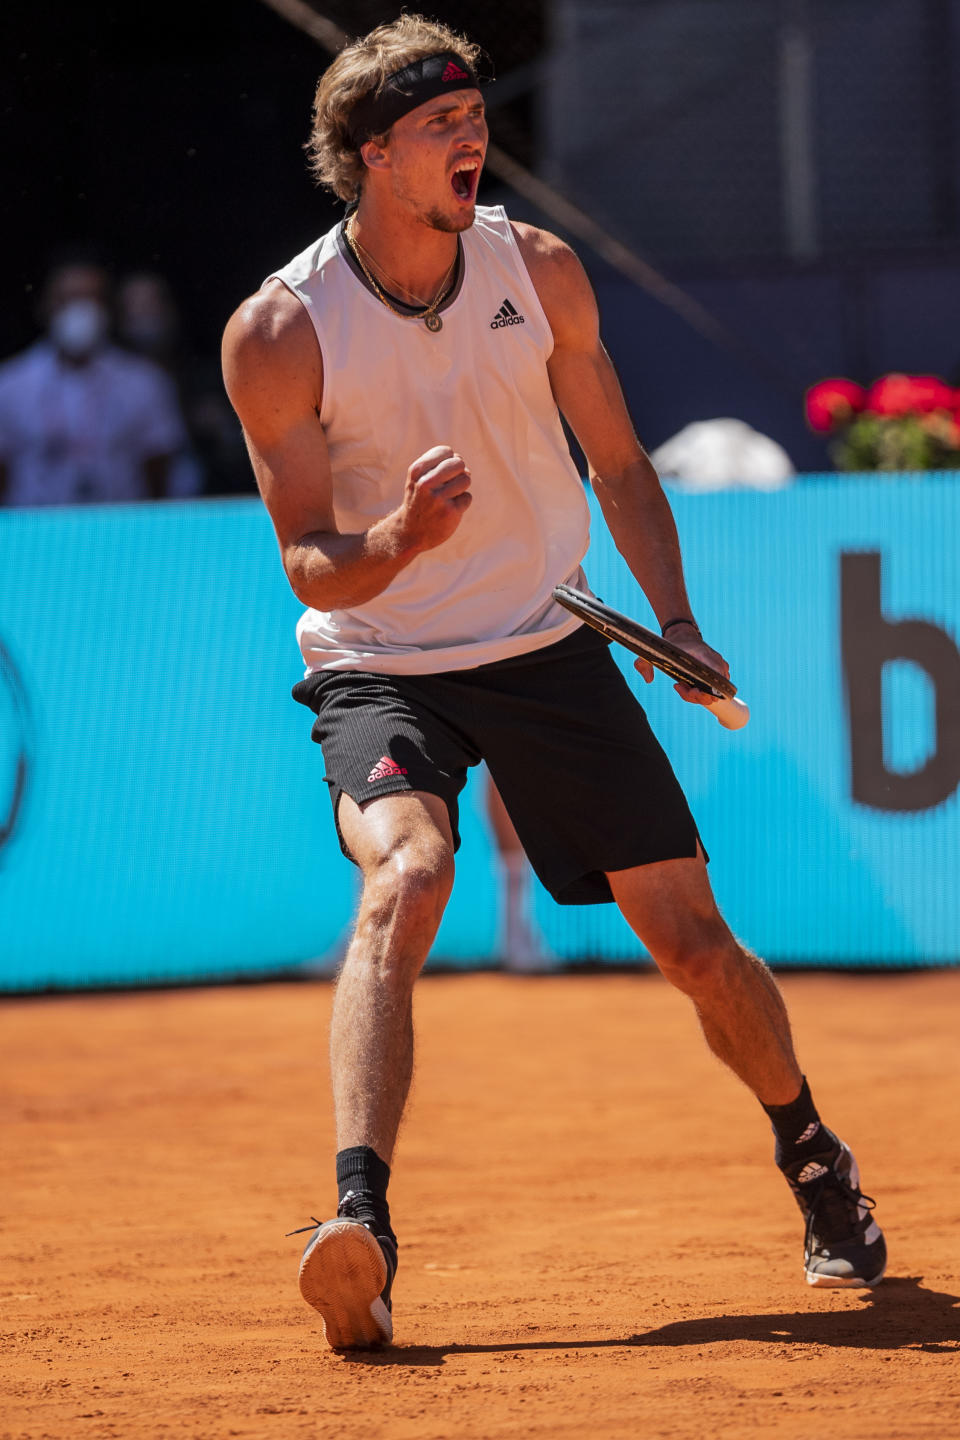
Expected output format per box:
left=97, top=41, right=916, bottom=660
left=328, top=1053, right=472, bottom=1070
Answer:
left=907, top=375, right=956, bottom=412
left=805, top=378, right=867, bottom=433
left=865, top=373, right=955, bottom=416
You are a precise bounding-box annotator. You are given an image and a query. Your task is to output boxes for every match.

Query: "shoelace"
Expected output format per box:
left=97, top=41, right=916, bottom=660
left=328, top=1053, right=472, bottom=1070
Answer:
left=805, top=1174, right=877, bottom=1248
left=285, top=1216, right=323, bottom=1238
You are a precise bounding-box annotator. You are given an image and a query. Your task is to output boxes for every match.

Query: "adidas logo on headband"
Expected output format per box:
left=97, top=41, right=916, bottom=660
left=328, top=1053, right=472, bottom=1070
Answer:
left=347, top=51, right=484, bottom=145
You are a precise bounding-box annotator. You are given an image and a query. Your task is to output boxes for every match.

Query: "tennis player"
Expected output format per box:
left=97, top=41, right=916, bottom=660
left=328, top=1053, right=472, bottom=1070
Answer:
left=222, top=15, right=885, bottom=1350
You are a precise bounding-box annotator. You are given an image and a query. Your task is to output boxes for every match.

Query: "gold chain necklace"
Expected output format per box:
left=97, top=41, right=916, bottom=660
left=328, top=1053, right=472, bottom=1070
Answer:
left=345, top=218, right=457, bottom=333
left=349, top=227, right=454, bottom=308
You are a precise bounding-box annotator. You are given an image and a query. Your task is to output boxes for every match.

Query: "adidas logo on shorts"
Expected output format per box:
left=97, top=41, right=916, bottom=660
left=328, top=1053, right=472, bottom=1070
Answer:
left=490, top=298, right=525, bottom=328
left=367, top=755, right=408, bottom=783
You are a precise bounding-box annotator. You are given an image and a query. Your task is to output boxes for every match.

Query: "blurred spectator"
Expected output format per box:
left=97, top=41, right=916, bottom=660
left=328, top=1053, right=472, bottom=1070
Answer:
left=0, top=260, right=188, bottom=506
left=485, top=770, right=551, bottom=973
left=116, top=272, right=202, bottom=497
left=118, top=271, right=253, bottom=497
left=116, top=272, right=181, bottom=369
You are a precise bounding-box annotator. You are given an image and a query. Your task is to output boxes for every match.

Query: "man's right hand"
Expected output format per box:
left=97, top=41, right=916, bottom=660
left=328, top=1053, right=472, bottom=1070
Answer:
left=223, top=286, right=474, bottom=607
left=394, top=446, right=472, bottom=553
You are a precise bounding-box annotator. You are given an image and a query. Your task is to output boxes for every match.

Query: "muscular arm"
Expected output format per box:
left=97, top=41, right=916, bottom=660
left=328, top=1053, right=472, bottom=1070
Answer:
left=221, top=283, right=471, bottom=610
left=513, top=223, right=728, bottom=690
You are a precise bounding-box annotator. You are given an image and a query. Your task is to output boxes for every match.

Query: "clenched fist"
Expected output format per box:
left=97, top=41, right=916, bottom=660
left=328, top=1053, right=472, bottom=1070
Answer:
left=393, top=445, right=472, bottom=553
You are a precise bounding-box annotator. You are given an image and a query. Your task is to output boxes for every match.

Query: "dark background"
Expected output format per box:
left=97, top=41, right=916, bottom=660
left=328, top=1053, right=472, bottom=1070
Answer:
left=7, top=1, right=343, bottom=360
left=6, top=0, right=960, bottom=471
left=4, top=0, right=541, bottom=360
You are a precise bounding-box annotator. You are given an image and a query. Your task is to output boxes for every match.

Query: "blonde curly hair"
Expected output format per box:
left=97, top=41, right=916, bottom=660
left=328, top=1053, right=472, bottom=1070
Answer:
left=307, top=15, right=483, bottom=203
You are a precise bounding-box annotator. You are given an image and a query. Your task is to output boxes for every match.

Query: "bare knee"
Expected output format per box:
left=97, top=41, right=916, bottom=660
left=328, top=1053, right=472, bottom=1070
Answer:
left=649, top=918, right=742, bottom=997
left=369, top=837, right=455, bottom=921
left=354, top=835, right=455, bottom=973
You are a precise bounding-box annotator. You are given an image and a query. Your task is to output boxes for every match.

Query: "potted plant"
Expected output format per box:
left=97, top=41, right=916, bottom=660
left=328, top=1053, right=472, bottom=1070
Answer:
left=805, top=373, right=960, bottom=471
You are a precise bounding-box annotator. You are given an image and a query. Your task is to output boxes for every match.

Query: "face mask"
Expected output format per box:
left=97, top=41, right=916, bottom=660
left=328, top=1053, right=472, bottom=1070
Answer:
left=49, top=299, right=109, bottom=359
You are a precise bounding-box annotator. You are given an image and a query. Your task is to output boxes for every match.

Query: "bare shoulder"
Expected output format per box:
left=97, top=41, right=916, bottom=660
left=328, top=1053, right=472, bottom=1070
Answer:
left=509, top=221, right=597, bottom=348
left=223, top=279, right=312, bottom=350
left=222, top=280, right=322, bottom=400
left=511, top=221, right=583, bottom=284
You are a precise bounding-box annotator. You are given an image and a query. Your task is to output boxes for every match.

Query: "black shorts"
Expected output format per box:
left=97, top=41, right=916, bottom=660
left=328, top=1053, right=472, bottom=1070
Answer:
left=291, top=625, right=704, bottom=906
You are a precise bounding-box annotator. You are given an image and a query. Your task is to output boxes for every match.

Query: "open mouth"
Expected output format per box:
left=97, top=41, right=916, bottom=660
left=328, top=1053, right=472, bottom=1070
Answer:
left=451, top=159, right=481, bottom=202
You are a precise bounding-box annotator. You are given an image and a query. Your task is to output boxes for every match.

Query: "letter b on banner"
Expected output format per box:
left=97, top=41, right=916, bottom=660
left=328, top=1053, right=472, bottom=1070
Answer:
left=841, top=551, right=960, bottom=810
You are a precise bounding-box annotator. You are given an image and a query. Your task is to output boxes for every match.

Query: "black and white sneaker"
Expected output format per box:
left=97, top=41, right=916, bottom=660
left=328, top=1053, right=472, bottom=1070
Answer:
left=289, top=1216, right=397, bottom=1349
left=781, top=1140, right=886, bottom=1288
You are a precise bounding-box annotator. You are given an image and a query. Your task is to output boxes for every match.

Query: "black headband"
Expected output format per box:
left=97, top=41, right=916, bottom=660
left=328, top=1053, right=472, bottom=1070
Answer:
left=347, top=51, right=486, bottom=146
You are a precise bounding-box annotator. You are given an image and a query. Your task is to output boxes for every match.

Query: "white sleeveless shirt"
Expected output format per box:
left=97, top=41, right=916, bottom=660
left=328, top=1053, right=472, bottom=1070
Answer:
left=266, top=206, right=590, bottom=674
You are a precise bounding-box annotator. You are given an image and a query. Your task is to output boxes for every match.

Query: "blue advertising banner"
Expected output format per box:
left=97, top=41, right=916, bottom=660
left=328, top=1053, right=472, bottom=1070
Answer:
left=0, top=501, right=503, bottom=990
left=538, top=476, right=960, bottom=967
left=1, top=479, right=958, bottom=989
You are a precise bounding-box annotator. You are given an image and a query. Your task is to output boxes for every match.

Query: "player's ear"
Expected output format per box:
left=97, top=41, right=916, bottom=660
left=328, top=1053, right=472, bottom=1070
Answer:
left=360, top=136, right=390, bottom=173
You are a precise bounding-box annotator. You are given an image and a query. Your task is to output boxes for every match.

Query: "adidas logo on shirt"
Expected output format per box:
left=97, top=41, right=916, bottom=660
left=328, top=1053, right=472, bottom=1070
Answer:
left=490, top=298, right=525, bottom=328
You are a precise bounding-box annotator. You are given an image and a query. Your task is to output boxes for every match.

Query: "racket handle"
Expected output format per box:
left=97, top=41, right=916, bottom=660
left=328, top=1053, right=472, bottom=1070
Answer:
left=709, top=695, right=750, bottom=730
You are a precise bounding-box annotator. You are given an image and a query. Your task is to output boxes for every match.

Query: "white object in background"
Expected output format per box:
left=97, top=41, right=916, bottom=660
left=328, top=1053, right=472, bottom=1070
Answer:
left=651, top=418, right=795, bottom=493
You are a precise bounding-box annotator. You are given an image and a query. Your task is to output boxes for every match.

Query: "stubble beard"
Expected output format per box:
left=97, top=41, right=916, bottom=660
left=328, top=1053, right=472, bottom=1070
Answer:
left=389, top=169, right=477, bottom=233
left=420, top=205, right=475, bottom=234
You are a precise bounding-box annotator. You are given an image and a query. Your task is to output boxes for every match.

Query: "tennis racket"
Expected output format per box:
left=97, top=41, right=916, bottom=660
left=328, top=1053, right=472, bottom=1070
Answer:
left=553, top=584, right=750, bottom=731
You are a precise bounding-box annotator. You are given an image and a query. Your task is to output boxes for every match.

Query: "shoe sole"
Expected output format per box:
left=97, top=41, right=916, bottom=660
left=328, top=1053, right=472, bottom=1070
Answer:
left=298, top=1220, right=392, bottom=1350
left=805, top=1264, right=886, bottom=1288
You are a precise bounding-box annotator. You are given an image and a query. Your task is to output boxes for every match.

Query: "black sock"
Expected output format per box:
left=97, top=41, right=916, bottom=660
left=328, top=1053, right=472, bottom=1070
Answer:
left=762, top=1077, right=837, bottom=1171
left=336, top=1145, right=396, bottom=1247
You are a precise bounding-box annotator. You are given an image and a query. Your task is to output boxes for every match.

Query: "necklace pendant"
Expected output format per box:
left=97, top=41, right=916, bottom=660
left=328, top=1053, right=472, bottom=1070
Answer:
left=424, top=313, right=443, bottom=333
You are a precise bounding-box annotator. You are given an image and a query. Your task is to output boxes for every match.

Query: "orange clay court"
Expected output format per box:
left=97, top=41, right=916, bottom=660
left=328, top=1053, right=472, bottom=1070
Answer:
left=3, top=968, right=959, bottom=1439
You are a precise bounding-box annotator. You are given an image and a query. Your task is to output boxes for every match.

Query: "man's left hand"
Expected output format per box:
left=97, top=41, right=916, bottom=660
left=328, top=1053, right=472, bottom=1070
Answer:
left=633, top=624, right=733, bottom=709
